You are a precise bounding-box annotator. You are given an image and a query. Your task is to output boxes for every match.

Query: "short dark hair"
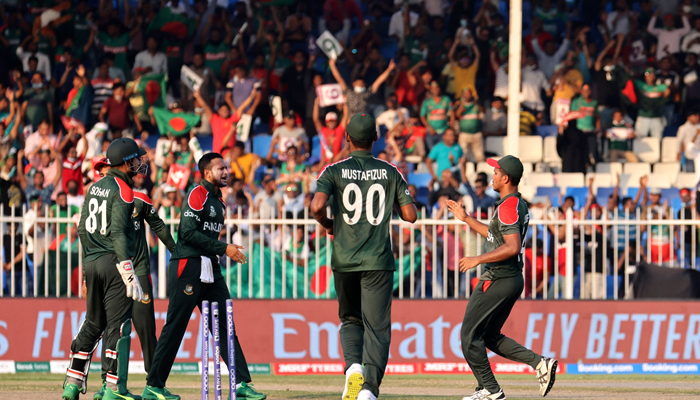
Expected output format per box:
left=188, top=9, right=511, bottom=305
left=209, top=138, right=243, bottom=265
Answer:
left=564, top=196, right=575, bottom=203
left=503, top=170, right=520, bottom=186
left=350, top=136, right=373, bottom=150
left=475, top=178, right=487, bottom=187
left=234, top=142, right=245, bottom=150
left=198, top=152, right=223, bottom=174
left=29, top=56, right=38, bottom=64
left=112, top=82, right=125, bottom=91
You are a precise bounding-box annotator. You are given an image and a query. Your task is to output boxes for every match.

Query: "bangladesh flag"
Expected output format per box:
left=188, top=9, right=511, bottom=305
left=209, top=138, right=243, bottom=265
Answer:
left=153, top=107, right=201, bottom=136
left=147, top=7, right=195, bottom=39
left=136, top=73, right=167, bottom=112
left=223, top=242, right=422, bottom=299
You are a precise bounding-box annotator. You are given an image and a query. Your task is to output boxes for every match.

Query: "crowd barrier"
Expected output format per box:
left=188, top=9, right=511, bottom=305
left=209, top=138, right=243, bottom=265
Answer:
left=1, top=204, right=698, bottom=300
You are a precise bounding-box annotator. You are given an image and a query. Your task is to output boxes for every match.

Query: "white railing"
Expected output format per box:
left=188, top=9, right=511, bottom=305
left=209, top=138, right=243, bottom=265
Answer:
left=1, top=205, right=698, bottom=300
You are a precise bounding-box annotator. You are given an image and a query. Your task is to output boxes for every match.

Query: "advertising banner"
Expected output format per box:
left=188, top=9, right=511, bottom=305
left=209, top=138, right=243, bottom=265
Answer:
left=1, top=299, right=700, bottom=374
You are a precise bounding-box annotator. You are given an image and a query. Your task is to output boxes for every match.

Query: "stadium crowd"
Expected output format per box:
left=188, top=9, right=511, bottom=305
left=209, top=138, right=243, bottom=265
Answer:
left=1, top=0, right=700, bottom=299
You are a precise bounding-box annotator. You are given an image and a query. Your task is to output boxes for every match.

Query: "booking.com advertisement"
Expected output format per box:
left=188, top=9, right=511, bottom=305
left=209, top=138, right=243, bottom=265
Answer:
left=0, top=299, right=699, bottom=375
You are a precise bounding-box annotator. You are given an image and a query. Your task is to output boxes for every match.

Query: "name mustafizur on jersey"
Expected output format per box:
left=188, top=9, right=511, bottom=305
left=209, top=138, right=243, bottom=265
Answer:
left=341, top=169, right=388, bottom=181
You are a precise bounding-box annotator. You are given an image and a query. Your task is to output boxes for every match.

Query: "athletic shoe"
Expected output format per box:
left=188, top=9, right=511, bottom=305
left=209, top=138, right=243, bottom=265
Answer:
left=342, top=363, right=365, bottom=400
left=141, top=386, right=180, bottom=400
left=235, top=382, right=267, bottom=399
left=536, top=357, right=558, bottom=397
left=103, top=387, right=142, bottom=400
left=62, top=383, right=81, bottom=400
left=462, top=388, right=506, bottom=400
left=94, top=381, right=107, bottom=400
left=357, top=389, right=377, bottom=400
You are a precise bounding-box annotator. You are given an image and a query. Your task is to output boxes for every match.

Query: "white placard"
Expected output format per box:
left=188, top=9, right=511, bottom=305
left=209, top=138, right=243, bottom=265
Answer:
left=181, top=65, right=204, bottom=92
left=236, top=114, right=252, bottom=143
left=316, top=31, right=343, bottom=60
left=553, top=98, right=571, bottom=126
left=270, top=96, right=283, bottom=124
left=316, top=84, right=344, bottom=107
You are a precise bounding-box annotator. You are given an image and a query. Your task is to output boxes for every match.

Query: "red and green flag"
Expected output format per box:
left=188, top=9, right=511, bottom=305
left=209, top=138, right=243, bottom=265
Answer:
left=147, top=8, right=195, bottom=39
left=153, top=107, right=201, bottom=137
left=136, top=73, right=167, bottom=111
left=65, top=86, right=85, bottom=116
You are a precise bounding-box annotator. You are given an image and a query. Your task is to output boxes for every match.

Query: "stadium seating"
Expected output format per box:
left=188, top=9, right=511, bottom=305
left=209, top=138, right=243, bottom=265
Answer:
left=252, top=134, right=272, bottom=158
left=623, top=163, right=651, bottom=185
left=198, top=135, right=213, bottom=152
left=676, top=172, right=696, bottom=189
left=522, top=161, right=534, bottom=176
left=596, top=187, right=614, bottom=206
left=661, top=188, right=681, bottom=208
left=564, top=187, right=588, bottom=210
left=646, top=172, right=672, bottom=189
left=485, top=137, right=506, bottom=156
left=536, top=125, right=559, bottom=138
left=632, top=137, right=660, bottom=163
left=464, top=162, right=476, bottom=184
left=476, top=161, right=492, bottom=175
left=519, top=136, right=543, bottom=163
left=372, top=136, right=386, bottom=157
left=587, top=172, right=612, bottom=188
left=525, top=172, right=555, bottom=188
left=542, top=136, right=561, bottom=163
left=653, top=162, right=681, bottom=184
left=311, top=135, right=321, bottom=158
left=557, top=173, right=585, bottom=193
left=536, top=186, right=561, bottom=206
left=408, top=173, right=432, bottom=189
left=661, top=137, right=679, bottom=162
left=596, top=162, right=623, bottom=176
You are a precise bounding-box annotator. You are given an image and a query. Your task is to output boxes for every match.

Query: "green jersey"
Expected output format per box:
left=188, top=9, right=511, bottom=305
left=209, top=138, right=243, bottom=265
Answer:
left=98, top=32, right=130, bottom=74
left=172, top=179, right=228, bottom=275
left=570, top=97, right=598, bottom=132
left=458, top=101, right=481, bottom=134
left=204, top=42, right=228, bottom=80
left=2, top=27, right=23, bottom=53
left=420, top=95, right=452, bottom=133
left=132, top=192, right=176, bottom=275
left=78, top=169, right=137, bottom=263
left=315, top=151, right=414, bottom=272
left=481, top=192, right=529, bottom=281
left=634, top=80, right=668, bottom=118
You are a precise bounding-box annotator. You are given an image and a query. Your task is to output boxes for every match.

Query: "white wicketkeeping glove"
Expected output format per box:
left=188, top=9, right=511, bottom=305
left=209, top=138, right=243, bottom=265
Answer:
left=116, top=260, right=144, bottom=302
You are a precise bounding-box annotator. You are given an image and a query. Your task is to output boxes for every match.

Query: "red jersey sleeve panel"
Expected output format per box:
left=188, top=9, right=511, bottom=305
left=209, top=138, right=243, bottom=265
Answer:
left=498, top=197, right=519, bottom=225
left=187, top=185, right=209, bottom=211
left=114, top=177, right=134, bottom=203
left=133, top=192, right=153, bottom=205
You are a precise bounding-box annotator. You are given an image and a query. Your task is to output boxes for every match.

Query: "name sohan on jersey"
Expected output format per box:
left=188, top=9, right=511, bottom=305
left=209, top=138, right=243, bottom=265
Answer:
left=341, top=168, right=388, bottom=181
left=90, top=186, right=111, bottom=198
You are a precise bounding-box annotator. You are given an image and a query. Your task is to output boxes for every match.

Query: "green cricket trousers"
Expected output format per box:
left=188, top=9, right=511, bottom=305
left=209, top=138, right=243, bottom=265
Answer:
left=334, top=270, right=393, bottom=398
left=147, top=257, right=251, bottom=388
left=461, top=275, right=541, bottom=393
left=68, top=253, right=133, bottom=387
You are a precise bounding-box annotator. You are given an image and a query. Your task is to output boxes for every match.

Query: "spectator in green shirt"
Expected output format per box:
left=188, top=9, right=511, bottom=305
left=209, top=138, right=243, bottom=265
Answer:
left=606, top=109, right=639, bottom=162
left=420, top=81, right=453, bottom=148
left=453, top=88, right=484, bottom=162
left=633, top=67, right=671, bottom=139
left=21, top=73, right=53, bottom=130
left=570, top=84, right=600, bottom=161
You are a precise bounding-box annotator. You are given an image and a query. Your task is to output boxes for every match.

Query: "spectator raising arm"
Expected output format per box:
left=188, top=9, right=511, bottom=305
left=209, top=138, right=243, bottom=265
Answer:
left=370, top=58, right=396, bottom=94
left=328, top=57, right=347, bottom=92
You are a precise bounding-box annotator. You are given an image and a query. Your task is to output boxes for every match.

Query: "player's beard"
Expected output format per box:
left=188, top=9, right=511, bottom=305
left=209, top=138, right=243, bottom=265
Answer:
left=211, top=169, right=228, bottom=188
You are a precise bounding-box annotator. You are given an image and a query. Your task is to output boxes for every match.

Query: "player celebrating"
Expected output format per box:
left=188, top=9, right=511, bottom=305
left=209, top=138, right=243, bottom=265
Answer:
left=63, top=138, right=147, bottom=400
left=311, top=113, right=417, bottom=400
left=446, top=155, right=557, bottom=400
left=143, top=152, right=266, bottom=400
left=93, top=168, right=177, bottom=399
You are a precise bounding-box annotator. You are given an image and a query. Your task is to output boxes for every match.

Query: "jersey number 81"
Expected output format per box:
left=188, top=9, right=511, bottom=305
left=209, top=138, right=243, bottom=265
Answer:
left=342, top=183, right=386, bottom=226
left=85, top=198, right=107, bottom=235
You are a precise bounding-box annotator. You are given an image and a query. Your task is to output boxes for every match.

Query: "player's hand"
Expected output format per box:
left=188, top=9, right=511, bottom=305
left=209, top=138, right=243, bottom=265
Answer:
left=116, top=260, right=144, bottom=301
left=447, top=200, right=468, bottom=222
left=458, top=257, right=480, bottom=272
left=226, top=244, right=248, bottom=264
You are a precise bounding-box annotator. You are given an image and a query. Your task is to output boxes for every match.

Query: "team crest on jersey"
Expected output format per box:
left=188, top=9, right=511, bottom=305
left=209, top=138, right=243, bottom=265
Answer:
left=184, top=285, right=194, bottom=295
left=141, top=293, right=151, bottom=304
left=210, top=205, right=216, bottom=217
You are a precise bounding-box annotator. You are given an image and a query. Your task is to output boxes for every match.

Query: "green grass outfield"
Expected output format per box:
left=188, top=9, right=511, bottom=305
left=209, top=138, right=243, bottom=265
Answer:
left=2, top=373, right=700, bottom=399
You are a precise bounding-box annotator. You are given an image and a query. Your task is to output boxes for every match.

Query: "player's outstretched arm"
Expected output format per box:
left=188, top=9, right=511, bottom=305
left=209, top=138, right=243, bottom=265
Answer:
left=447, top=200, right=489, bottom=237
left=143, top=203, right=177, bottom=252
left=311, top=192, right=333, bottom=234
left=459, top=232, right=521, bottom=272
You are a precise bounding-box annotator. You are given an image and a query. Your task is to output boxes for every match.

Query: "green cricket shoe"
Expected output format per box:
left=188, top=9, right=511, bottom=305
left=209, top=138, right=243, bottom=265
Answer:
left=236, top=382, right=267, bottom=399
left=141, top=386, right=180, bottom=400
left=103, top=387, right=142, bottom=400
left=62, top=383, right=81, bottom=400
left=94, top=381, right=107, bottom=400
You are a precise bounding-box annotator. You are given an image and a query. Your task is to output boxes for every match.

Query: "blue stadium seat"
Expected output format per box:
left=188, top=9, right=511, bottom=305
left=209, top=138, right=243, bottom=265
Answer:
left=145, top=133, right=159, bottom=149
left=564, top=187, right=589, bottom=210
left=417, top=187, right=430, bottom=210
left=372, top=136, right=386, bottom=157
left=536, top=187, right=561, bottom=207
left=671, top=197, right=683, bottom=214
left=408, top=173, right=433, bottom=189
left=596, top=187, right=614, bottom=206
left=626, top=187, right=639, bottom=199
left=662, top=188, right=680, bottom=204
left=311, top=135, right=321, bottom=158
left=663, top=124, right=679, bottom=137
left=536, top=125, right=559, bottom=138
left=252, top=134, right=272, bottom=158
left=252, top=117, right=269, bottom=135
left=380, top=41, right=399, bottom=63
left=198, top=135, right=213, bottom=152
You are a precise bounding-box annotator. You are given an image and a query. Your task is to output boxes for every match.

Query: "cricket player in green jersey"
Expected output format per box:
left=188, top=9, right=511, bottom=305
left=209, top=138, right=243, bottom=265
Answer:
left=144, top=153, right=266, bottom=400
left=446, top=155, right=557, bottom=400
left=311, top=113, right=418, bottom=400
left=62, top=138, right=147, bottom=400
left=91, top=157, right=177, bottom=400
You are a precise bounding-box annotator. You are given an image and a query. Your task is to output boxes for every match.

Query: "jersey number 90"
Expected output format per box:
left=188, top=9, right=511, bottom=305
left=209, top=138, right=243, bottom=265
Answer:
left=342, top=183, right=386, bottom=226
